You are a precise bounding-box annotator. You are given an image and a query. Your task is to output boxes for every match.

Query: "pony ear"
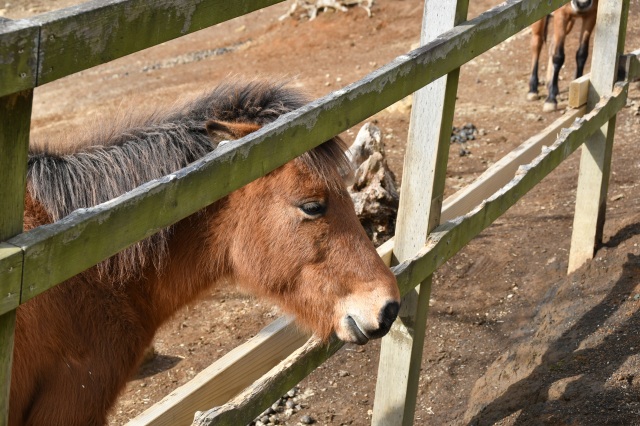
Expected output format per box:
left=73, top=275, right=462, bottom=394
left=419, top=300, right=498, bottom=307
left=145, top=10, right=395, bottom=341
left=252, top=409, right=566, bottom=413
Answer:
left=205, top=120, right=262, bottom=140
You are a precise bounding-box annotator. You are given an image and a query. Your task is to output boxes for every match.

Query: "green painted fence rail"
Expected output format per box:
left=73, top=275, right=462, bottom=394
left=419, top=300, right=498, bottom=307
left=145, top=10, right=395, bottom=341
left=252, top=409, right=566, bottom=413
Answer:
left=0, top=0, right=288, bottom=97
left=0, top=0, right=571, bottom=312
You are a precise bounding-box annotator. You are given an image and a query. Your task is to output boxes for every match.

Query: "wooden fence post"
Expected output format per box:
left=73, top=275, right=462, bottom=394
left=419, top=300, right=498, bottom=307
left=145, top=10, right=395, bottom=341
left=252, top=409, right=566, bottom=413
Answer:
left=0, top=90, right=33, bottom=424
left=567, top=0, right=630, bottom=274
left=371, top=0, right=468, bottom=424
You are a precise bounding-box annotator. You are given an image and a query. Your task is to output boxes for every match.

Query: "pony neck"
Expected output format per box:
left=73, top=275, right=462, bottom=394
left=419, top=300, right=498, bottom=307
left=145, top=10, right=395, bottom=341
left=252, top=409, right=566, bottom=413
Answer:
left=143, top=207, right=230, bottom=327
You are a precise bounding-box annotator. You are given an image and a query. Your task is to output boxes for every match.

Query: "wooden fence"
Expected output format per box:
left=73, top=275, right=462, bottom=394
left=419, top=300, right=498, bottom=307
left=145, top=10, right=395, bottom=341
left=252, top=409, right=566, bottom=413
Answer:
left=0, top=0, right=637, bottom=424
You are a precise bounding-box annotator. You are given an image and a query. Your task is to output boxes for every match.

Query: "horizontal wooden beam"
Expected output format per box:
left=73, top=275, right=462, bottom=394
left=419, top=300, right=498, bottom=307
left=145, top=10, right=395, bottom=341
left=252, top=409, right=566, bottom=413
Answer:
left=0, top=0, right=572, bottom=95
left=1, top=0, right=572, bottom=307
left=441, top=106, right=586, bottom=222
left=193, top=336, right=344, bottom=426
left=190, top=84, right=628, bottom=426
left=30, top=0, right=286, bottom=86
left=377, top=104, right=588, bottom=263
left=127, top=317, right=309, bottom=426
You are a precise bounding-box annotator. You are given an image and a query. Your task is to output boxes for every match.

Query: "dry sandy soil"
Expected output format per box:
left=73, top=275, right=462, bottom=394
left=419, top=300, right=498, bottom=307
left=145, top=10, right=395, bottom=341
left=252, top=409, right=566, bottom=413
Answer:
left=3, top=0, right=640, bottom=425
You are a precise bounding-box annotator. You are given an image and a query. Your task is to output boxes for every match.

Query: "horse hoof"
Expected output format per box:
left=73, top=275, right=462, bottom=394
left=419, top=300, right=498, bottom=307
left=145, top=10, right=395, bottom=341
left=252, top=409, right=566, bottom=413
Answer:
left=542, top=102, right=557, bottom=112
left=526, top=92, right=540, bottom=101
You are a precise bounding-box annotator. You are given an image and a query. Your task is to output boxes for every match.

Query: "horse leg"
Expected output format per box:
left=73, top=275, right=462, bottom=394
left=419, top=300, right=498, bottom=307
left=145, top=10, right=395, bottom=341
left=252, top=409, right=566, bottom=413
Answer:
left=528, top=17, right=547, bottom=101
left=575, top=12, right=596, bottom=78
left=544, top=13, right=568, bottom=112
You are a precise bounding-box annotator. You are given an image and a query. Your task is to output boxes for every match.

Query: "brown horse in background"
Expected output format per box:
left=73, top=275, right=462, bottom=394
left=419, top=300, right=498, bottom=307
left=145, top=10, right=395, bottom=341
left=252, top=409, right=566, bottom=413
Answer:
left=527, top=0, right=598, bottom=111
left=13, top=82, right=400, bottom=426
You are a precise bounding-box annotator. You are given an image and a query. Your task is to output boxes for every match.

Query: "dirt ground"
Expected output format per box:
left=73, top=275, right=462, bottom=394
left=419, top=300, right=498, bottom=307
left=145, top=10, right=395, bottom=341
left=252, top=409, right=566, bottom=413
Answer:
left=3, top=0, right=640, bottom=425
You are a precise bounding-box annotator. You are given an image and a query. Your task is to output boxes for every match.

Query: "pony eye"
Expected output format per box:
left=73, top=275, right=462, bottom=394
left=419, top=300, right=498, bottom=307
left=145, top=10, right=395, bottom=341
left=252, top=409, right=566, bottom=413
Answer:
left=299, top=201, right=326, bottom=218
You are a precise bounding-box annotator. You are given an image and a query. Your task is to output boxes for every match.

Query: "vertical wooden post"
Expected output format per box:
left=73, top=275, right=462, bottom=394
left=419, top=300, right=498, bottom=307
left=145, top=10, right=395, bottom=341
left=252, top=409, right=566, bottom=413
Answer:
left=371, top=1, right=468, bottom=424
left=567, top=0, right=629, bottom=274
left=0, top=90, right=33, bottom=424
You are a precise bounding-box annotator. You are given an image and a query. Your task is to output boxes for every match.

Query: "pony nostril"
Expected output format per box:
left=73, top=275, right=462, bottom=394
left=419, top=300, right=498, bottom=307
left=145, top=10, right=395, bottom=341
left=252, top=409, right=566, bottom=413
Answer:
left=364, top=301, right=400, bottom=340
left=380, top=301, right=400, bottom=327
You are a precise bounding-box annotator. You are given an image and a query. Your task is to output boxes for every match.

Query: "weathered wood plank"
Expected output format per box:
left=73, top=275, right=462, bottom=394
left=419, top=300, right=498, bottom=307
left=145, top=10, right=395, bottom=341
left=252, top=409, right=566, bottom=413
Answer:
left=373, top=0, right=468, bottom=424
left=442, top=106, right=586, bottom=220
left=31, top=0, right=286, bottom=86
left=0, top=20, right=38, bottom=103
left=568, top=74, right=590, bottom=108
left=190, top=85, right=628, bottom=426
left=5, top=0, right=572, bottom=306
left=568, top=0, right=629, bottom=273
left=127, top=241, right=393, bottom=426
left=396, top=83, right=626, bottom=295
left=0, top=91, right=33, bottom=240
left=128, top=317, right=309, bottom=426
left=0, top=0, right=568, bottom=90
left=193, top=336, right=344, bottom=426
left=0, top=89, right=33, bottom=425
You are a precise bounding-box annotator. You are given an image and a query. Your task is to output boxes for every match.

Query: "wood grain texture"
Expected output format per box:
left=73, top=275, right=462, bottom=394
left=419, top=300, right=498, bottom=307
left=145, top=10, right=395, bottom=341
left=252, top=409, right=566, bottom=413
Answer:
left=128, top=317, right=308, bottom=426
left=0, top=20, right=39, bottom=97
left=373, top=0, right=468, bottom=424
left=31, top=0, right=286, bottom=85
left=569, top=74, right=591, bottom=108
left=0, top=90, right=33, bottom=425
left=568, top=0, right=629, bottom=273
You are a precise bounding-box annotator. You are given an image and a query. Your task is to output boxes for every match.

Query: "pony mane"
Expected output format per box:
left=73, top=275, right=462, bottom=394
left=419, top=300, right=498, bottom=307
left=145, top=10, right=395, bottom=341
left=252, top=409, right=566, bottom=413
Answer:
left=27, top=81, right=349, bottom=282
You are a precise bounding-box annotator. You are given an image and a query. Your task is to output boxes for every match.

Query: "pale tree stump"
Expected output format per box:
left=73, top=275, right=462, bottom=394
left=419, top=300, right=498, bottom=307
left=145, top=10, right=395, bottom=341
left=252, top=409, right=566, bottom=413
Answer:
left=346, top=122, right=399, bottom=246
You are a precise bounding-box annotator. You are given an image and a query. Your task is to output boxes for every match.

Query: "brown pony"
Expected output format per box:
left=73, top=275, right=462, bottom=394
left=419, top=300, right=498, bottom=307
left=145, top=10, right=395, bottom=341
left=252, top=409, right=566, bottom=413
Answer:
left=527, top=0, right=598, bottom=111
left=12, top=82, right=400, bottom=426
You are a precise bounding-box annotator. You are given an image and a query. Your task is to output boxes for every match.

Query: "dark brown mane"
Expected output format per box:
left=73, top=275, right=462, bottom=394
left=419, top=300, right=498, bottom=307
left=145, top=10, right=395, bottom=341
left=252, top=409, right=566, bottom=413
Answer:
left=26, top=81, right=349, bottom=282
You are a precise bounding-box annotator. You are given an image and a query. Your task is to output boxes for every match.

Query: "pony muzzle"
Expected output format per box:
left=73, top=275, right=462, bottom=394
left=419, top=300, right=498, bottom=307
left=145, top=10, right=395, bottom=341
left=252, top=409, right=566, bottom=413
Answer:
left=338, top=300, right=400, bottom=345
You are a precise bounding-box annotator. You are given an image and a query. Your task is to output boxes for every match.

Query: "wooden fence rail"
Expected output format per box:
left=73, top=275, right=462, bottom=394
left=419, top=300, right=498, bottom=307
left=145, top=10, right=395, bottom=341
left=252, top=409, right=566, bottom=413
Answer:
left=0, top=0, right=571, bottom=311
left=0, top=0, right=635, bottom=424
